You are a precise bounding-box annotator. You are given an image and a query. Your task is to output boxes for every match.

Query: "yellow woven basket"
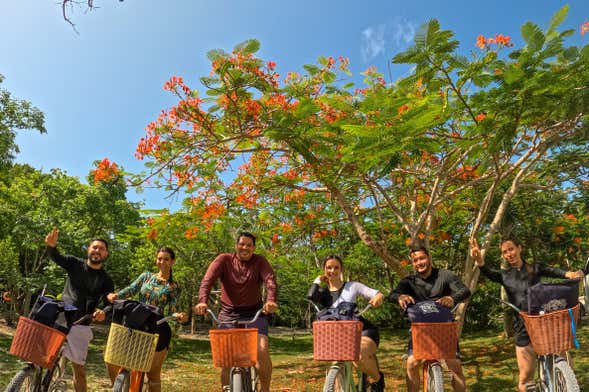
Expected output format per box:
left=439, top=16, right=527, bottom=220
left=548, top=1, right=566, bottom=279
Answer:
left=104, top=323, right=158, bottom=372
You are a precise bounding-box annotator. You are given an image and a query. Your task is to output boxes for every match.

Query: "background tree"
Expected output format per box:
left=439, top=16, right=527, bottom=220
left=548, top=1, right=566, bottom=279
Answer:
left=134, top=7, right=588, bottom=331
left=0, top=74, right=45, bottom=170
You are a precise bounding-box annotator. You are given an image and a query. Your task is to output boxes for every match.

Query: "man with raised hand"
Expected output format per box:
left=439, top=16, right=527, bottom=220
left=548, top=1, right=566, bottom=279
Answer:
left=45, top=228, right=114, bottom=392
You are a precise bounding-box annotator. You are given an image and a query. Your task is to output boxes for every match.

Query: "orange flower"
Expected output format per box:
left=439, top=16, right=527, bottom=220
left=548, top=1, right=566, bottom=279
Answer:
left=147, top=228, right=158, bottom=240
left=475, top=35, right=487, bottom=49
left=398, top=104, right=410, bottom=115
left=553, top=226, right=565, bottom=235
left=476, top=113, right=487, bottom=121
left=91, top=158, right=120, bottom=184
left=580, top=21, right=589, bottom=36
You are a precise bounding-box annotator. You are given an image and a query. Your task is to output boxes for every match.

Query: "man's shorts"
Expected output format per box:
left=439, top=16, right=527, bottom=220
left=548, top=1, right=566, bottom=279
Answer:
left=218, top=314, right=269, bottom=336
left=63, top=325, right=93, bottom=365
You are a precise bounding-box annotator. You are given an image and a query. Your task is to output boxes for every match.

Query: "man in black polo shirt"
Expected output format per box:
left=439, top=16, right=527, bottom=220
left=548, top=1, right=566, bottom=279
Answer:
left=389, top=243, right=470, bottom=392
left=45, top=228, right=114, bottom=392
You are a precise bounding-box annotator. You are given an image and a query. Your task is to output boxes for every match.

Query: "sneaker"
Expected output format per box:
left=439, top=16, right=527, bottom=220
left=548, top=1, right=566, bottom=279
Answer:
left=370, top=371, right=385, bottom=392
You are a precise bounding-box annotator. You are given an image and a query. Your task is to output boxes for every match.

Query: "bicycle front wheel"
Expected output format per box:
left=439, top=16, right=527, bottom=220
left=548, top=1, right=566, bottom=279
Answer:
left=323, top=366, right=346, bottom=392
left=5, top=364, right=40, bottom=392
left=45, top=356, right=69, bottom=392
left=112, top=370, right=130, bottom=392
left=230, top=368, right=244, bottom=392
left=426, top=362, right=444, bottom=392
left=554, top=360, right=579, bottom=392
left=248, top=367, right=260, bottom=392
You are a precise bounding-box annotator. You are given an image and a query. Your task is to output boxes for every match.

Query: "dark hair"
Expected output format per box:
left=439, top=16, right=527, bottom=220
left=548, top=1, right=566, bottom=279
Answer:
left=500, top=237, right=522, bottom=247
left=322, top=255, right=343, bottom=269
left=237, top=231, right=256, bottom=245
left=90, top=238, right=109, bottom=250
left=408, top=241, right=429, bottom=257
left=156, top=246, right=175, bottom=282
left=157, top=246, right=175, bottom=260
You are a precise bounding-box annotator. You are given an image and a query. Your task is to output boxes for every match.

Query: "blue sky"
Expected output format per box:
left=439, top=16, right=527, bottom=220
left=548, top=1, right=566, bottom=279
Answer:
left=1, top=0, right=588, bottom=211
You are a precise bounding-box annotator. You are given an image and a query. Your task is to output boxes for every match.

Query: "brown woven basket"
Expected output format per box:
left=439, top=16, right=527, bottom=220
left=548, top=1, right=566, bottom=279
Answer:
left=411, top=322, right=458, bottom=360
left=209, top=328, right=258, bottom=368
left=9, top=316, right=67, bottom=368
left=312, top=320, right=362, bottom=361
left=520, top=305, right=579, bottom=355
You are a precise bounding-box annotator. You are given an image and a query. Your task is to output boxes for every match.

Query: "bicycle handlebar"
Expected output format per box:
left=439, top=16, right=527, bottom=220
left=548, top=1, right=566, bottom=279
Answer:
left=205, top=308, right=264, bottom=326
left=156, top=313, right=181, bottom=325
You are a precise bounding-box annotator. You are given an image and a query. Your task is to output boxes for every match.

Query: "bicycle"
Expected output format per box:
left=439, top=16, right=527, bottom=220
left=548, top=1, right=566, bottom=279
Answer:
left=309, top=301, right=374, bottom=392
left=403, top=302, right=459, bottom=392
left=500, top=299, right=580, bottom=392
left=5, top=292, right=91, bottom=392
left=409, top=319, right=458, bottom=392
left=205, top=308, right=263, bottom=392
left=106, top=300, right=179, bottom=392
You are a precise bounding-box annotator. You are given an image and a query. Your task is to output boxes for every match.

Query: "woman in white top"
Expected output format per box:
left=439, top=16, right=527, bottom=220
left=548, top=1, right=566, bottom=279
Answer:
left=307, top=255, right=385, bottom=392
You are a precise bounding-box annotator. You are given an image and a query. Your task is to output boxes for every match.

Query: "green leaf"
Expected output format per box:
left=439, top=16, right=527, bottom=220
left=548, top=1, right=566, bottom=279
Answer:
left=206, top=49, right=228, bottom=62
left=503, top=64, right=525, bottom=84
left=322, top=71, right=336, bottom=84
left=303, top=64, right=320, bottom=75
left=234, top=39, right=260, bottom=55
left=521, top=22, right=545, bottom=52
left=548, top=5, right=569, bottom=32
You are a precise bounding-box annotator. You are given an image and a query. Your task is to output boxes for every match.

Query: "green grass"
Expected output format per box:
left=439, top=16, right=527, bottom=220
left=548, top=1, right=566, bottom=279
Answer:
left=2, top=323, right=589, bottom=391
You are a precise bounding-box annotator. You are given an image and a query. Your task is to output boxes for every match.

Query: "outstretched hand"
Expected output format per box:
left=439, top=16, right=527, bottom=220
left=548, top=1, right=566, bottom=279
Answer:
left=469, top=238, right=484, bottom=267
left=45, top=227, right=59, bottom=248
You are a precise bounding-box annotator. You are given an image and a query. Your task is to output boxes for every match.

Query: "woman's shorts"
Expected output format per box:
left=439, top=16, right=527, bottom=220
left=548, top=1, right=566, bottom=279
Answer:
left=360, top=317, right=380, bottom=347
left=155, top=321, right=172, bottom=352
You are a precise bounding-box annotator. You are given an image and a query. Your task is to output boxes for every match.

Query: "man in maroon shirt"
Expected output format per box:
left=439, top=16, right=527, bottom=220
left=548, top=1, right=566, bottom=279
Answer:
left=195, top=232, right=278, bottom=392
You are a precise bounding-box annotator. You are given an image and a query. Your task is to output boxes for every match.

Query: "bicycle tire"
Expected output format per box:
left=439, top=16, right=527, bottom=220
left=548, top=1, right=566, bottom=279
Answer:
left=112, top=370, right=131, bottom=392
left=5, top=364, right=40, bottom=392
left=554, top=360, right=579, bottom=392
left=323, top=366, right=346, bottom=392
left=231, top=368, right=244, bottom=392
left=426, top=362, right=444, bottom=392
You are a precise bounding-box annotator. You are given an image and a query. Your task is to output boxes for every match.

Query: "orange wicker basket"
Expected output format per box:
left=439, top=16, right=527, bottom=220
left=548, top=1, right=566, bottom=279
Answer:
left=312, top=320, right=362, bottom=361
left=209, top=328, right=258, bottom=368
left=520, top=305, right=579, bottom=355
left=411, top=322, right=458, bottom=360
left=9, top=316, right=67, bottom=368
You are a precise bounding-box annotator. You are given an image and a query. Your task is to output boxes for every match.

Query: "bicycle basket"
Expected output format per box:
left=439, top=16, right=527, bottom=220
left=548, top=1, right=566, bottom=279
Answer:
left=209, top=328, right=258, bottom=368
left=520, top=305, right=579, bottom=355
left=312, top=320, right=362, bottom=361
left=9, top=316, right=67, bottom=368
left=104, top=322, right=159, bottom=372
left=411, top=321, right=458, bottom=360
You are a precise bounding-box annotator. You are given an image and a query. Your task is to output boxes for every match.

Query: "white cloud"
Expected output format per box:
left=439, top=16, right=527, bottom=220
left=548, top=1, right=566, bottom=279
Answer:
left=360, top=18, right=417, bottom=63
left=361, top=24, right=386, bottom=62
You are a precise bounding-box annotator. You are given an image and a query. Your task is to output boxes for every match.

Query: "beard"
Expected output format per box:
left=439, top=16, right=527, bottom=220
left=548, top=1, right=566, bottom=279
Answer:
left=88, top=253, right=106, bottom=265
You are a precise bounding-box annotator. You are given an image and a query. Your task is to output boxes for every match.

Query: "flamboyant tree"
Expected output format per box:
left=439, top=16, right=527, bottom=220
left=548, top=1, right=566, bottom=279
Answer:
left=136, top=7, right=588, bottom=326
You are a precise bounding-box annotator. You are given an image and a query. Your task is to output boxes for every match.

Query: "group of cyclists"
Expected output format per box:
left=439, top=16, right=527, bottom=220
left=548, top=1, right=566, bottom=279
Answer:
left=10, top=228, right=585, bottom=392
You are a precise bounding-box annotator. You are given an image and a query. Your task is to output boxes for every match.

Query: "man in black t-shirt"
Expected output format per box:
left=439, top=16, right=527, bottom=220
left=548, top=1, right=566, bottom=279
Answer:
left=389, top=243, right=470, bottom=392
left=45, top=228, right=114, bottom=392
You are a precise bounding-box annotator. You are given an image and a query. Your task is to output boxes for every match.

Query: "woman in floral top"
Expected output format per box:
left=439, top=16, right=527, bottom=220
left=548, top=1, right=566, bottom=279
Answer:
left=107, top=247, right=187, bottom=392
